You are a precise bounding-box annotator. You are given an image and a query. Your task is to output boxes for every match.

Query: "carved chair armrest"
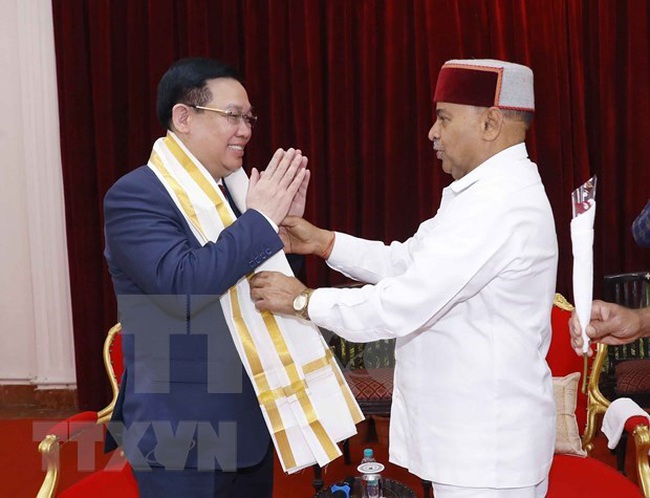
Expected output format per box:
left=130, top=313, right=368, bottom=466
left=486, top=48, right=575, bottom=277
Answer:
left=37, top=411, right=104, bottom=498
left=99, top=323, right=123, bottom=424
left=625, top=417, right=650, bottom=498
left=583, top=343, right=612, bottom=452
left=37, top=323, right=125, bottom=498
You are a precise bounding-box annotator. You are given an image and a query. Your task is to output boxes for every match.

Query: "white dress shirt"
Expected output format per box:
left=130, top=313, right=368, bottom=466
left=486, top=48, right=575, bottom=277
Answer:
left=309, top=143, right=558, bottom=487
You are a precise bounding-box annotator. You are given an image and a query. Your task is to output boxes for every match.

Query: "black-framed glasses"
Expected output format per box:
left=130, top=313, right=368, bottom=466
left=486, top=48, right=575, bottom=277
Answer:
left=189, top=104, right=258, bottom=129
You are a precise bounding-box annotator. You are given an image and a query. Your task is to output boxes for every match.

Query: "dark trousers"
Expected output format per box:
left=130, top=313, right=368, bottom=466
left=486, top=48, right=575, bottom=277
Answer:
left=132, top=442, right=274, bottom=498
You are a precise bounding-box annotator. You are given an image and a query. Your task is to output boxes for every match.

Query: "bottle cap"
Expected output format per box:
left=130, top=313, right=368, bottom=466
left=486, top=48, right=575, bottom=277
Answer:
left=363, top=448, right=373, bottom=458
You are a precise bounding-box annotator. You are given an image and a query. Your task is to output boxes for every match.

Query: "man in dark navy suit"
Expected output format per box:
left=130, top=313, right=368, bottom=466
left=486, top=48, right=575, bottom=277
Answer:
left=103, top=57, right=309, bottom=498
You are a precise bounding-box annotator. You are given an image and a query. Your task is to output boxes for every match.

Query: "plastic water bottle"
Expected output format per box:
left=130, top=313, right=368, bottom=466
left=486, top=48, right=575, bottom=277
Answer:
left=361, top=448, right=375, bottom=464
left=364, top=474, right=380, bottom=498
left=359, top=448, right=381, bottom=498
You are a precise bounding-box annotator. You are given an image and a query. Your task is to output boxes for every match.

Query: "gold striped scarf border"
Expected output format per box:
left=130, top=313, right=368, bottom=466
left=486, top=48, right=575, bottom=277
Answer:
left=150, top=136, right=296, bottom=469
left=164, top=132, right=340, bottom=462
left=303, top=349, right=364, bottom=424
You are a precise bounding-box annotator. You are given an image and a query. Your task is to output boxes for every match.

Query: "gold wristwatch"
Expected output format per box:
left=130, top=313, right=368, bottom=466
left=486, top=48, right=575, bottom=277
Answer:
left=292, top=288, right=313, bottom=320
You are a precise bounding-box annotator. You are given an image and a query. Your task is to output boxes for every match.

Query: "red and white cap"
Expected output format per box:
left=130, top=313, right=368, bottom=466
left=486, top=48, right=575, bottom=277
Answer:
left=434, top=59, right=534, bottom=112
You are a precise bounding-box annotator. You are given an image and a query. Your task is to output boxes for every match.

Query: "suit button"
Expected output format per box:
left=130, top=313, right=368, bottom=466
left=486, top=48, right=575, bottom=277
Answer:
left=265, top=248, right=272, bottom=255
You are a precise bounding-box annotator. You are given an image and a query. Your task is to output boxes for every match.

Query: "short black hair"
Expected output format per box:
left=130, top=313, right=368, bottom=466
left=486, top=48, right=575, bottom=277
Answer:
left=156, top=58, right=243, bottom=130
left=501, top=109, right=534, bottom=129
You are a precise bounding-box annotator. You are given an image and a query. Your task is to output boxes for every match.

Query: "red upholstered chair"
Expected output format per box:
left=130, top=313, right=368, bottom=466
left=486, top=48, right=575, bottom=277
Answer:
left=546, top=294, right=649, bottom=497
left=37, top=324, right=138, bottom=498
left=591, top=272, right=650, bottom=472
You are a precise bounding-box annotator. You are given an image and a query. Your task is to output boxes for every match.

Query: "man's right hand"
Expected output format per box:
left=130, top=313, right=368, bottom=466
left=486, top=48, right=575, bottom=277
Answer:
left=246, top=148, right=308, bottom=225
left=569, top=299, right=647, bottom=355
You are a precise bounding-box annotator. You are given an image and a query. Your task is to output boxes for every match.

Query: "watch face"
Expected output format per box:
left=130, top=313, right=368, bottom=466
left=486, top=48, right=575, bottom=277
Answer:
left=293, top=294, right=307, bottom=311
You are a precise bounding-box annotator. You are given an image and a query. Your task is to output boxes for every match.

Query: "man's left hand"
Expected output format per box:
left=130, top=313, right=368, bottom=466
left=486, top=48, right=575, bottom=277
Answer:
left=286, top=168, right=310, bottom=218
left=280, top=168, right=310, bottom=252
left=250, top=271, right=306, bottom=315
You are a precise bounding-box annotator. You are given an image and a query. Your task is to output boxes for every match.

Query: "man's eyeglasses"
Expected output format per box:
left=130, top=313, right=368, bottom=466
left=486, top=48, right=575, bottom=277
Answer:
left=189, top=104, right=258, bottom=129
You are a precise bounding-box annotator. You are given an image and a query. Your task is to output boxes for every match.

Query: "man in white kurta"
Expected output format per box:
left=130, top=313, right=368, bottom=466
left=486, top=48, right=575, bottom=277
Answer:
left=251, top=59, right=558, bottom=497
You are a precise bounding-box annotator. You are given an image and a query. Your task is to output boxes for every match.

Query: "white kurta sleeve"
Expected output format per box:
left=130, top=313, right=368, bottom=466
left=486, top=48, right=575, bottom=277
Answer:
left=325, top=231, right=423, bottom=284
left=309, top=190, right=518, bottom=343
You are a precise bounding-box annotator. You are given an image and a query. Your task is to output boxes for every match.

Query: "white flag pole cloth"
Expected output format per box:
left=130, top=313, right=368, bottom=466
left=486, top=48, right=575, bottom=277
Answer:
left=570, top=175, right=597, bottom=354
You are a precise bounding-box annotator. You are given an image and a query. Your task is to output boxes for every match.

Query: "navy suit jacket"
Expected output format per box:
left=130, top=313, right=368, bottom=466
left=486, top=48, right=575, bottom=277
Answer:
left=103, top=165, right=284, bottom=471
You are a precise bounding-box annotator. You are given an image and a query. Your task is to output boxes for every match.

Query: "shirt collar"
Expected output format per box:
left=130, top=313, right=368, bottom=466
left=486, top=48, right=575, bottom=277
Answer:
left=448, top=142, right=529, bottom=194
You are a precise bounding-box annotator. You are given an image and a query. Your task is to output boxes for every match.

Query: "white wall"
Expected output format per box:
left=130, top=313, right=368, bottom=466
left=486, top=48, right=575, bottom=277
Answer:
left=0, top=0, right=76, bottom=388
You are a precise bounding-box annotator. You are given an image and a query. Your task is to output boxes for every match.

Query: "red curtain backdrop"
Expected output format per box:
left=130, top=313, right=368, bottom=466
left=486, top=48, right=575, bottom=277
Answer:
left=51, top=0, right=650, bottom=409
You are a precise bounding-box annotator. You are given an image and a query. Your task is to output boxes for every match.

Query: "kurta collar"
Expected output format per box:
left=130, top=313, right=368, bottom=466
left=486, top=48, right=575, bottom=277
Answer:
left=449, top=142, right=529, bottom=194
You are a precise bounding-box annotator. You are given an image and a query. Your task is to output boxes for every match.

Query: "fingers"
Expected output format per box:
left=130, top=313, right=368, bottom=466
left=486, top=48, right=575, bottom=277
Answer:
left=264, top=148, right=287, bottom=178
left=588, top=320, right=615, bottom=341
left=569, top=301, right=611, bottom=342
left=249, top=167, right=260, bottom=189
left=597, top=335, right=633, bottom=346
left=281, top=215, right=303, bottom=229
left=585, top=322, right=602, bottom=340
left=570, top=331, right=584, bottom=354
left=277, top=150, right=307, bottom=191
left=570, top=336, right=594, bottom=357
left=249, top=272, right=305, bottom=314
left=267, top=148, right=298, bottom=183
left=277, top=149, right=300, bottom=184
left=250, top=272, right=273, bottom=306
left=280, top=154, right=308, bottom=198
left=260, top=148, right=307, bottom=193
left=250, top=271, right=274, bottom=288
left=250, top=271, right=287, bottom=289
left=569, top=310, right=593, bottom=356
left=286, top=171, right=309, bottom=218
left=278, top=227, right=292, bottom=253
left=568, top=313, right=581, bottom=337
left=250, top=288, right=265, bottom=306
left=591, top=300, right=616, bottom=322
left=291, top=158, right=310, bottom=201
left=298, top=166, right=310, bottom=196
left=247, top=147, right=310, bottom=224
left=285, top=168, right=308, bottom=199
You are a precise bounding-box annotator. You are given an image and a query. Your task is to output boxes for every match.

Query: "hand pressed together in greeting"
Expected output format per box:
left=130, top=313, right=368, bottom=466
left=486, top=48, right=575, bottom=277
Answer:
left=246, top=148, right=310, bottom=225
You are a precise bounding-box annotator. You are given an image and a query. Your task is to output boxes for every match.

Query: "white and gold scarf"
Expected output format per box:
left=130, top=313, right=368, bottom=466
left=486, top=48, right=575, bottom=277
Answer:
left=147, top=132, right=363, bottom=473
